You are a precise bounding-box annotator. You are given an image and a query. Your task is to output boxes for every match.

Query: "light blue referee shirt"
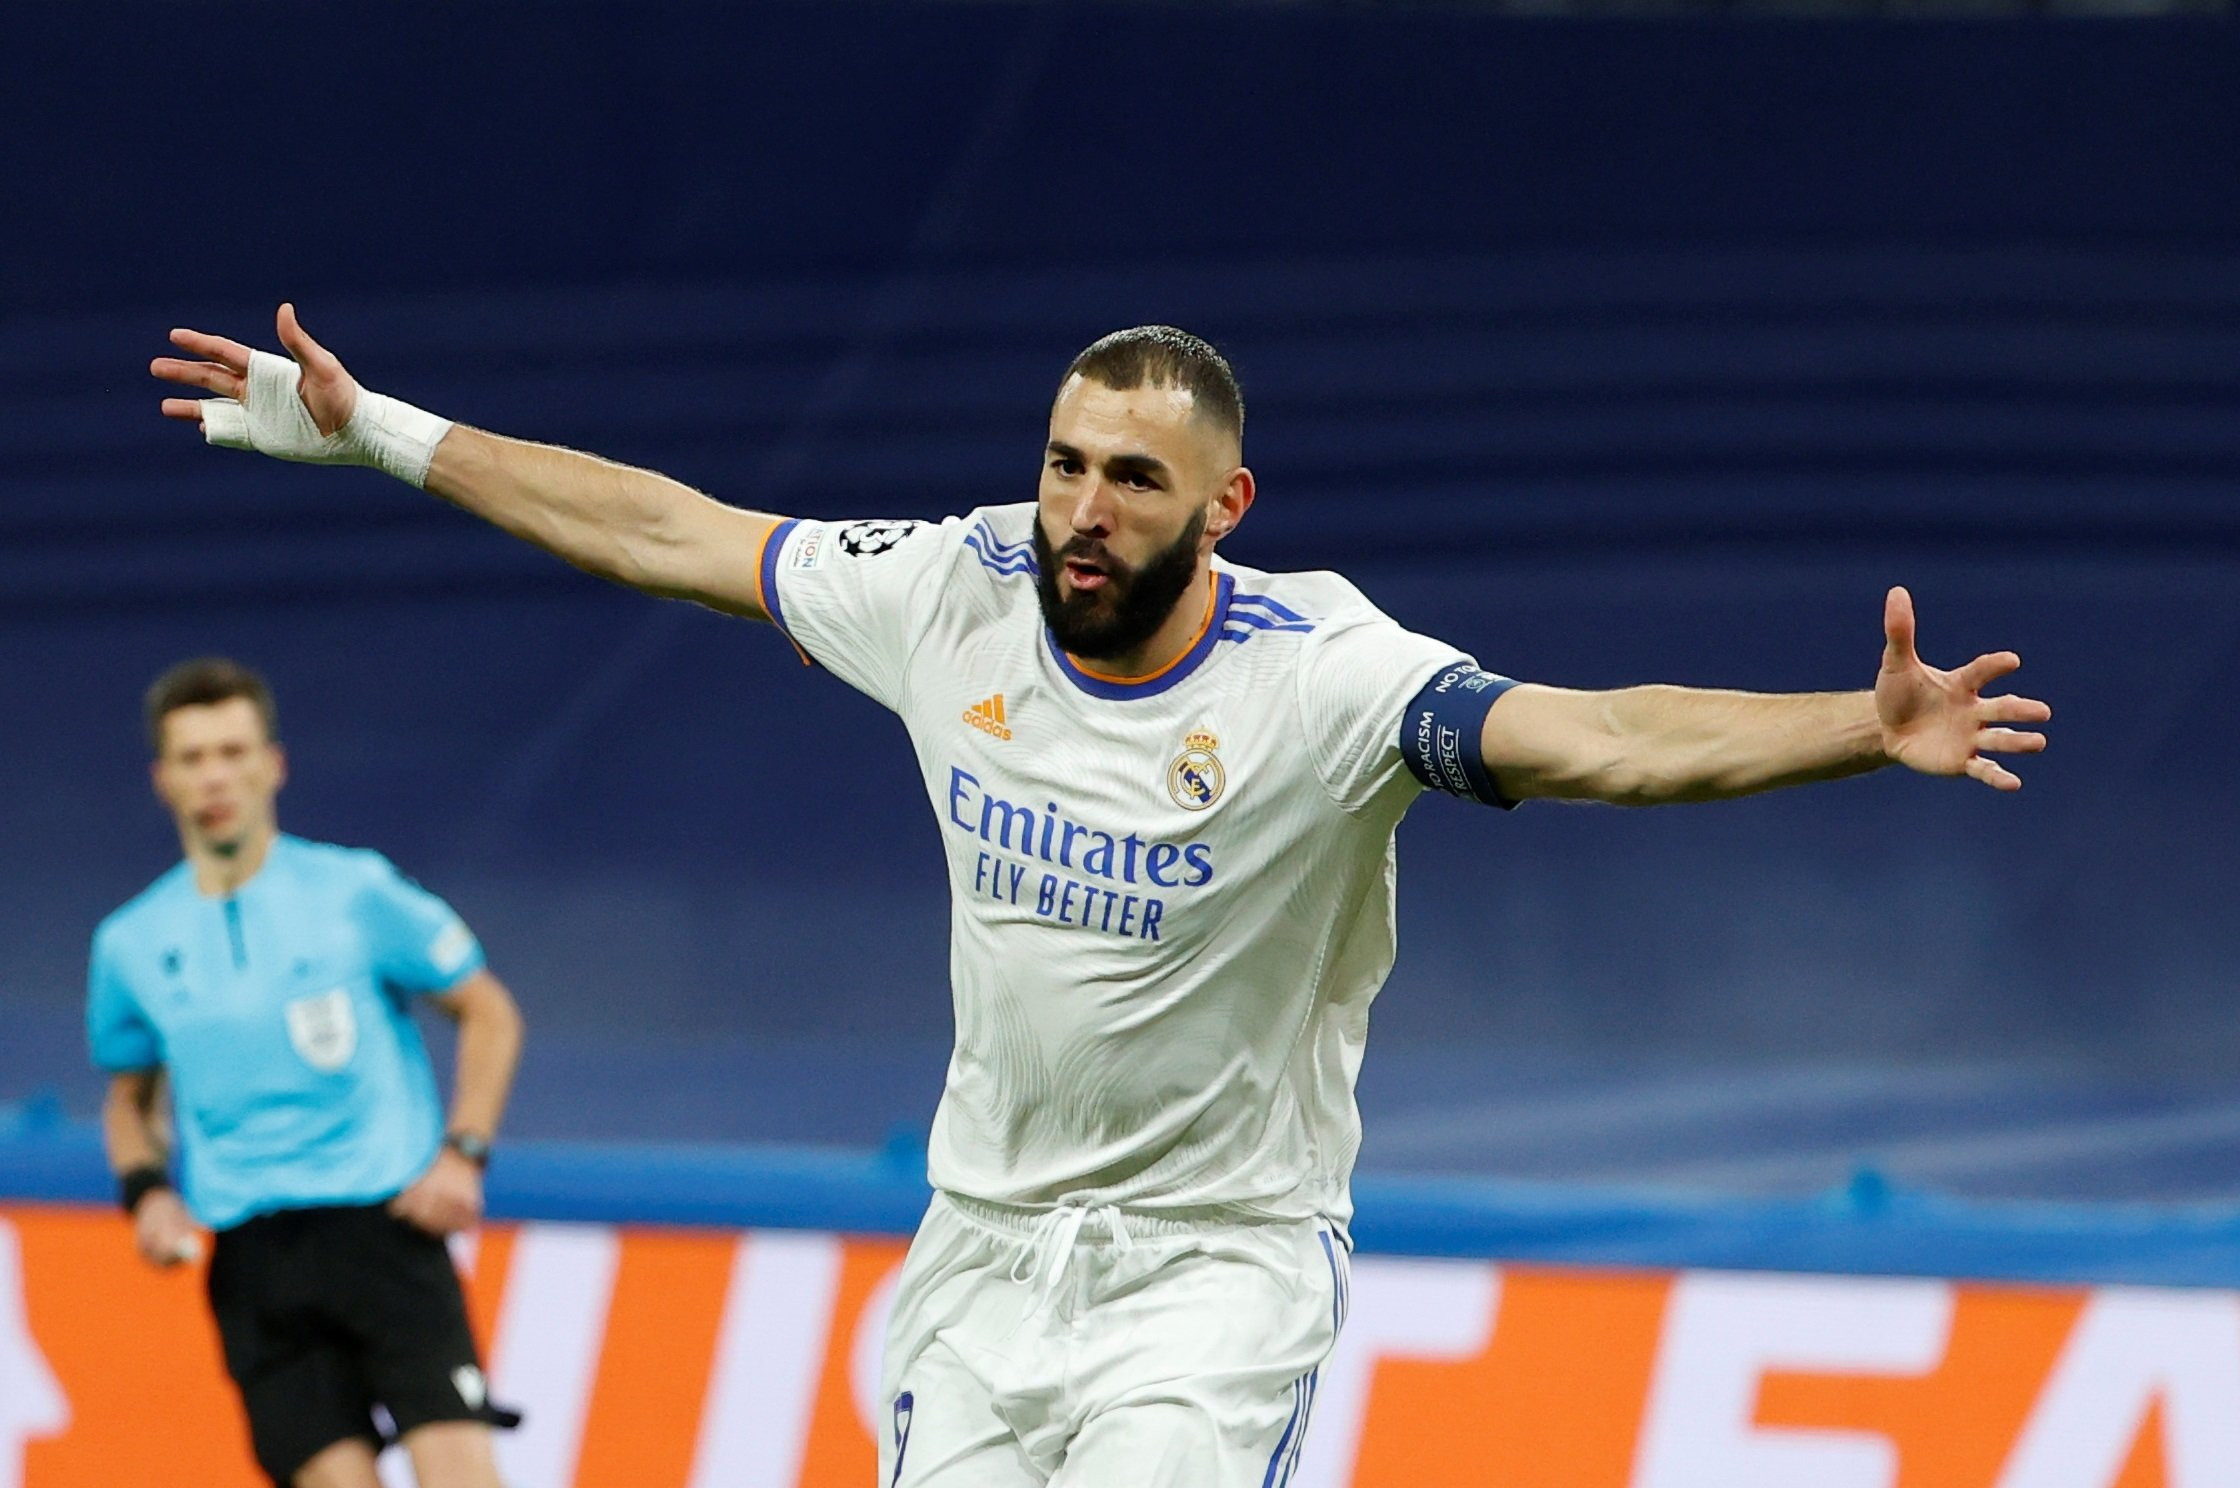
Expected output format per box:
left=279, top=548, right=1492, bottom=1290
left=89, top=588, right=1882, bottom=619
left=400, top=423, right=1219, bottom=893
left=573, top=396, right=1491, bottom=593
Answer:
left=87, top=834, right=486, bottom=1230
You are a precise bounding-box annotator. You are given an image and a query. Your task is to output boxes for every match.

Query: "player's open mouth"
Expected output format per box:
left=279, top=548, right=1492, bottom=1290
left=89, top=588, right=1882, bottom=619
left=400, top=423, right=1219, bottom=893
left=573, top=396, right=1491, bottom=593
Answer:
left=1065, top=559, right=1110, bottom=592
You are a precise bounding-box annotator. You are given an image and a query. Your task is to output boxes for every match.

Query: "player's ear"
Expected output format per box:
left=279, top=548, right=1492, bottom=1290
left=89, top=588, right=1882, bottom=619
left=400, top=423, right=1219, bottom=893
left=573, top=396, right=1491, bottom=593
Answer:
left=1208, top=466, right=1255, bottom=543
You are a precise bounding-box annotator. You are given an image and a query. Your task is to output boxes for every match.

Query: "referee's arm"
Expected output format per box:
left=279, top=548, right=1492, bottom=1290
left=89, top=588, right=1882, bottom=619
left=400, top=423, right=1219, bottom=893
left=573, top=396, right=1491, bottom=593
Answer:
left=102, top=1069, right=200, bottom=1268
left=392, top=970, right=524, bottom=1237
left=1480, top=587, right=2049, bottom=805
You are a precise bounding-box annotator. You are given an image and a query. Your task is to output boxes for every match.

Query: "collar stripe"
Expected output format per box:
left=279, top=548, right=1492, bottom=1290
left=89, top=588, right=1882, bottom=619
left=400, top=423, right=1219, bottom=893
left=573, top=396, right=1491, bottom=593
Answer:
left=1046, top=573, right=1235, bottom=701
left=1224, top=609, right=1316, bottom=633
left=971, top=521, right=1035, bottom=559
left=965, top=532, right=1038, bottom=577
left=1229, top=591, right=1310, bottom=623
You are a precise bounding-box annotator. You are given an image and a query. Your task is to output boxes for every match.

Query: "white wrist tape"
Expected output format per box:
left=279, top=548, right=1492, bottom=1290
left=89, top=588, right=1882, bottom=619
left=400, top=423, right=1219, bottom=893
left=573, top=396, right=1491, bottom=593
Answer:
left=200, top=348, right=453, bottom=489
left=349, top=390, right=454, bottom=488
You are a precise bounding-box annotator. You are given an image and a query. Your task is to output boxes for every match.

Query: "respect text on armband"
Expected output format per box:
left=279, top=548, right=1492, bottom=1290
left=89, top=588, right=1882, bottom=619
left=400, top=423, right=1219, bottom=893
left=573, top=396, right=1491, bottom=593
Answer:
left=946, top=766, right=1214, bottom=942
left=1401, top=664, right=1517, bottom=806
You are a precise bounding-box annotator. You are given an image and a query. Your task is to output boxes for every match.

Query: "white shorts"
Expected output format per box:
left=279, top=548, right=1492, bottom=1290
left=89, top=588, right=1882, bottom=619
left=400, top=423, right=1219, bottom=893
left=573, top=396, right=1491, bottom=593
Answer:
left=877, top=1191, right=1352, bottom=1487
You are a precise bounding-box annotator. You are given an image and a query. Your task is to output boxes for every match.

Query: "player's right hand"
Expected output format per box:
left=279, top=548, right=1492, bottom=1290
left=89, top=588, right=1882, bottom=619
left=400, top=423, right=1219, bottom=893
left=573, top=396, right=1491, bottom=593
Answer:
left=131, top=1187, right=203, bottom=1269
left=152, top=302, right=361, bottom=450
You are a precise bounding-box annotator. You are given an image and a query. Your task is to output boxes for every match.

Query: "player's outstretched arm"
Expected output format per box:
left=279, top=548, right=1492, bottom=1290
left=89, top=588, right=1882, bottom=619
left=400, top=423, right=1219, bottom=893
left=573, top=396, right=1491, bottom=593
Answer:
left=1480, top=586, right=2050, bottom=805
left=152, top=305, right=783, bottom=620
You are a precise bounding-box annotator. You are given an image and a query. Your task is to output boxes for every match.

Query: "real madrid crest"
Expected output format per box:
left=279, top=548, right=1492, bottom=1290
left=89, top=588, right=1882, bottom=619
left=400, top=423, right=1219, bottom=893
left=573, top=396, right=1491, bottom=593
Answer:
left=1168, top=729, right=1225, bottom=811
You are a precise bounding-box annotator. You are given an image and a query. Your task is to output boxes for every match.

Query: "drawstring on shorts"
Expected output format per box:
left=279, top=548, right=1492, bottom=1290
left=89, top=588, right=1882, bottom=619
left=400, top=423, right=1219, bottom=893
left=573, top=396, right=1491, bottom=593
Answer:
left=1008, top=1200, right=1134, bottom=1305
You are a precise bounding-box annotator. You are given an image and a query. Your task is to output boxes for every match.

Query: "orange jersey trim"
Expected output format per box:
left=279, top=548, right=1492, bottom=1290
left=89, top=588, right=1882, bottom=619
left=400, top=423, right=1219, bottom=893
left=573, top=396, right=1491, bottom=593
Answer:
left=750, top=519, right=781, bottom=620
left=1064, top=575, right=1221, bottom=687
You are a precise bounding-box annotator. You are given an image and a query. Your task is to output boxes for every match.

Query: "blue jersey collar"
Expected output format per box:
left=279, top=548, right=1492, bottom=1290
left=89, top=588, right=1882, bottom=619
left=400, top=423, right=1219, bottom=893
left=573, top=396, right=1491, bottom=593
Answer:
left=1045, top=572, right=1234, bottom=701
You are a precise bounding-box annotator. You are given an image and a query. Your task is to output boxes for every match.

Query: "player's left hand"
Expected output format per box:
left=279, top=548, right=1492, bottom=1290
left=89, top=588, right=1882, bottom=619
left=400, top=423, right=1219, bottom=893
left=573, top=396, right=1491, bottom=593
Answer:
left=390, top=1149, right=485, bottom=1236
left=1875, top=586, right=2051, bottom=790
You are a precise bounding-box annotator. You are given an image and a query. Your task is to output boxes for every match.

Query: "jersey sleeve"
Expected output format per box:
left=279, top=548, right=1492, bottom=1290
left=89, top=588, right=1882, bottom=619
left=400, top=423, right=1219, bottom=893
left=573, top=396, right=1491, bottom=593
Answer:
left=757, top=516, right=957, bottom=711
left=87, top=928, right=161, bottom=1072
left=1297, top=617, right=1493, bottom=815
left=357, top=854, right=486, bottom=997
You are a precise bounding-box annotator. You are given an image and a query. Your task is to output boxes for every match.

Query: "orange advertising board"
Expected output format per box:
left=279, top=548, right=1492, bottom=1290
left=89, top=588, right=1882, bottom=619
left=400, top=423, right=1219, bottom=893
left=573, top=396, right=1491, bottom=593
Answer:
left=4, top=1203, right=2236, bottom=1487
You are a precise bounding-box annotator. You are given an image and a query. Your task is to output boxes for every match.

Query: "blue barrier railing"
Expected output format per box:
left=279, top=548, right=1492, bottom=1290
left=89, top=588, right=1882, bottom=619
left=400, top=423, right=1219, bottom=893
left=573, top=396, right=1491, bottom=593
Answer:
left=8, top=1118, right=2237, bottom=1289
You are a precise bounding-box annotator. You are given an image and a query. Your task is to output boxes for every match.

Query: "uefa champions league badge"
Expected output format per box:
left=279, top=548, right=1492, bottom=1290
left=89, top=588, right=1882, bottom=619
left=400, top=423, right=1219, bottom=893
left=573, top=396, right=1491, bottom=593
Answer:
left=1168, top=730, right=1225, bottom=811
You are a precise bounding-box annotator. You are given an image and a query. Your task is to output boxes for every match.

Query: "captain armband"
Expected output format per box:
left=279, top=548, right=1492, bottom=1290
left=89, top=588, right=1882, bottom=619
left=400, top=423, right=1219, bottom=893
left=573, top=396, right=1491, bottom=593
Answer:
left=1399, top=664, right=1520, bottom=807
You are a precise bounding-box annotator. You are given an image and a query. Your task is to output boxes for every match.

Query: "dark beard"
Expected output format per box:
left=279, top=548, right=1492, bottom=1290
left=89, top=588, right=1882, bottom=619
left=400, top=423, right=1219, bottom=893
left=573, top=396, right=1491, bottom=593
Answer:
left=1034, top=506, right=1207, bottom=663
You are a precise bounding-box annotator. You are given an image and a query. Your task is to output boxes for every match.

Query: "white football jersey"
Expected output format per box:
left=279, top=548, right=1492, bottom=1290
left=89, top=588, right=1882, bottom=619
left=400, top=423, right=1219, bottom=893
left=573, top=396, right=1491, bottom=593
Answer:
left=761, top=503, right=1492, bottom=1226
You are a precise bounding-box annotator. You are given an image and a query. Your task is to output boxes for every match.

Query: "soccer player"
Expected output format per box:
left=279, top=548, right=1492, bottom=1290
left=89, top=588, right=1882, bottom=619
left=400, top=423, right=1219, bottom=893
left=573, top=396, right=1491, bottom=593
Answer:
left=151, top=308, right=2048, bottom=1487
left=90, top=657, right=526, bottom=1488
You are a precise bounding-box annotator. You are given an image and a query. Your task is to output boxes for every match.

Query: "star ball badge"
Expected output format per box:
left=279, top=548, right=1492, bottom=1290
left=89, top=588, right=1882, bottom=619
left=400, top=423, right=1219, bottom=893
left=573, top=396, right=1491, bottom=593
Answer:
left=838, top=520, right=917, bottom=558
left=1168, top=729, right=1225, bottom=811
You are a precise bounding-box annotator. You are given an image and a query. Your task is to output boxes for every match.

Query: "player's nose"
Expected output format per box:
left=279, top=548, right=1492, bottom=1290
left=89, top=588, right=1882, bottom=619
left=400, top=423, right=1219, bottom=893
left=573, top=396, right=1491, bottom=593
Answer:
left=1068, top=482, right=1117, bottom=537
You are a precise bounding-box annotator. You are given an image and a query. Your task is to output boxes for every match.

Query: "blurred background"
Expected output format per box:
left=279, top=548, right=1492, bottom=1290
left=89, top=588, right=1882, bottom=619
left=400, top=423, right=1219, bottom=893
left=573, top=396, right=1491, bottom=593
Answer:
left=5, top=0, right=2237, bottom=1208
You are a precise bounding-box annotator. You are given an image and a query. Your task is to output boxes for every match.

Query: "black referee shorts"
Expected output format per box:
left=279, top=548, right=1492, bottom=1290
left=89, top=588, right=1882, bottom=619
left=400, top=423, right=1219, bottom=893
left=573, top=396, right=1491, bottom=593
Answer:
left=207, top=1203, right=518, bottom=1486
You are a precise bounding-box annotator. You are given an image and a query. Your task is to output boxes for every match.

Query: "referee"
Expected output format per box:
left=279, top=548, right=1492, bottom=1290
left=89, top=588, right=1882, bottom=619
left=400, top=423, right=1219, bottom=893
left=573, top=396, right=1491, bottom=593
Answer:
left=89, top=658, right=525, bottom=1488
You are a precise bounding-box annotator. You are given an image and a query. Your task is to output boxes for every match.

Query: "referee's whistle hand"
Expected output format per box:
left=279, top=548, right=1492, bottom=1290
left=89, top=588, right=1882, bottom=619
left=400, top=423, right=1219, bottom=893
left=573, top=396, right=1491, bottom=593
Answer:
left=132, top=1189, right=201, bottom=1269
left=390, top=1149, right=485, bottom=1237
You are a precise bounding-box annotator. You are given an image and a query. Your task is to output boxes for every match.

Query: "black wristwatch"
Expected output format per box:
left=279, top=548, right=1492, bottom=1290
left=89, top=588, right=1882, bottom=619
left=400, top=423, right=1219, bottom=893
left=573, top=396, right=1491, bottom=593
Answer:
left=443, top=1131, right=493, bottom=1169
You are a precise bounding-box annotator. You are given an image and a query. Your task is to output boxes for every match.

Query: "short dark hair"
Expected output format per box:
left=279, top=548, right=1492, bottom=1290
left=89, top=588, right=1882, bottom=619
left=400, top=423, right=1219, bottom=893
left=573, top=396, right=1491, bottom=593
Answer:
left=1062, top=326, right=1245, bottom=448
left=145, top=657, right=279, bottom=755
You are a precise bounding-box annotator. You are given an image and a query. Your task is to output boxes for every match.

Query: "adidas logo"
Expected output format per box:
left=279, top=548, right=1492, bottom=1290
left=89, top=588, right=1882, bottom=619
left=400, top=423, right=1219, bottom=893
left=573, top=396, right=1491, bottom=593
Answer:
left=963, top=693, right=1013, bottom=741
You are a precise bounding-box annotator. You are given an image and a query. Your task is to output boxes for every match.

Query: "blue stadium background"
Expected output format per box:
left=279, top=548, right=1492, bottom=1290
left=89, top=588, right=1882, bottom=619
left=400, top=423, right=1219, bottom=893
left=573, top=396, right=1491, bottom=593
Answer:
left=5, top=4, right=2238, bottom=1247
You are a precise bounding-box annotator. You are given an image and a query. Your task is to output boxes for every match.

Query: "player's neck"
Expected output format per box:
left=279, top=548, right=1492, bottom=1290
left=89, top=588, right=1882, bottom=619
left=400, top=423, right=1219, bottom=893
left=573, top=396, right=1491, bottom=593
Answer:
left=1067, top=567, right=1217, bottom=682
left=184, top=824, right=279, bottom=897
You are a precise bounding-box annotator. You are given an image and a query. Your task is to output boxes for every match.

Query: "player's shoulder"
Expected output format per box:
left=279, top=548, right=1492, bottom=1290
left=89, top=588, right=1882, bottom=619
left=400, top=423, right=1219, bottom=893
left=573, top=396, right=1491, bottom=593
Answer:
left=914, top=503, right=1042, bottom=626
left=1220, top=562, right=1385, bottom=618
left=869, top=502, right=1040, bottom=613
left=1215, top=560, right=1396, bottom=646
left=952, top=503, right=1041, bottom=584
left=789, top=505, right=1032, bottom=595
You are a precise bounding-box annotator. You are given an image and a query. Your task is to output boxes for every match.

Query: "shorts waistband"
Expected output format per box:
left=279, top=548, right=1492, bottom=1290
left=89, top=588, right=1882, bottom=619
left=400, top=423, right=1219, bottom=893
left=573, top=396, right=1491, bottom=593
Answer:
left=938, top=1190, right=1314, bottom=1244
left=221, top=1200, right=394, bottom=1236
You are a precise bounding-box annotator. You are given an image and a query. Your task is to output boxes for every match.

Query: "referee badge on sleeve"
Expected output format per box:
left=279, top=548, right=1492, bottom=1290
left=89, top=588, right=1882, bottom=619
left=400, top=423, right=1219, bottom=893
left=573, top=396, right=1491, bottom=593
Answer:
left=429, top=921, right=475, bottom=977
left=285, top=987, right=358, bottom=1072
